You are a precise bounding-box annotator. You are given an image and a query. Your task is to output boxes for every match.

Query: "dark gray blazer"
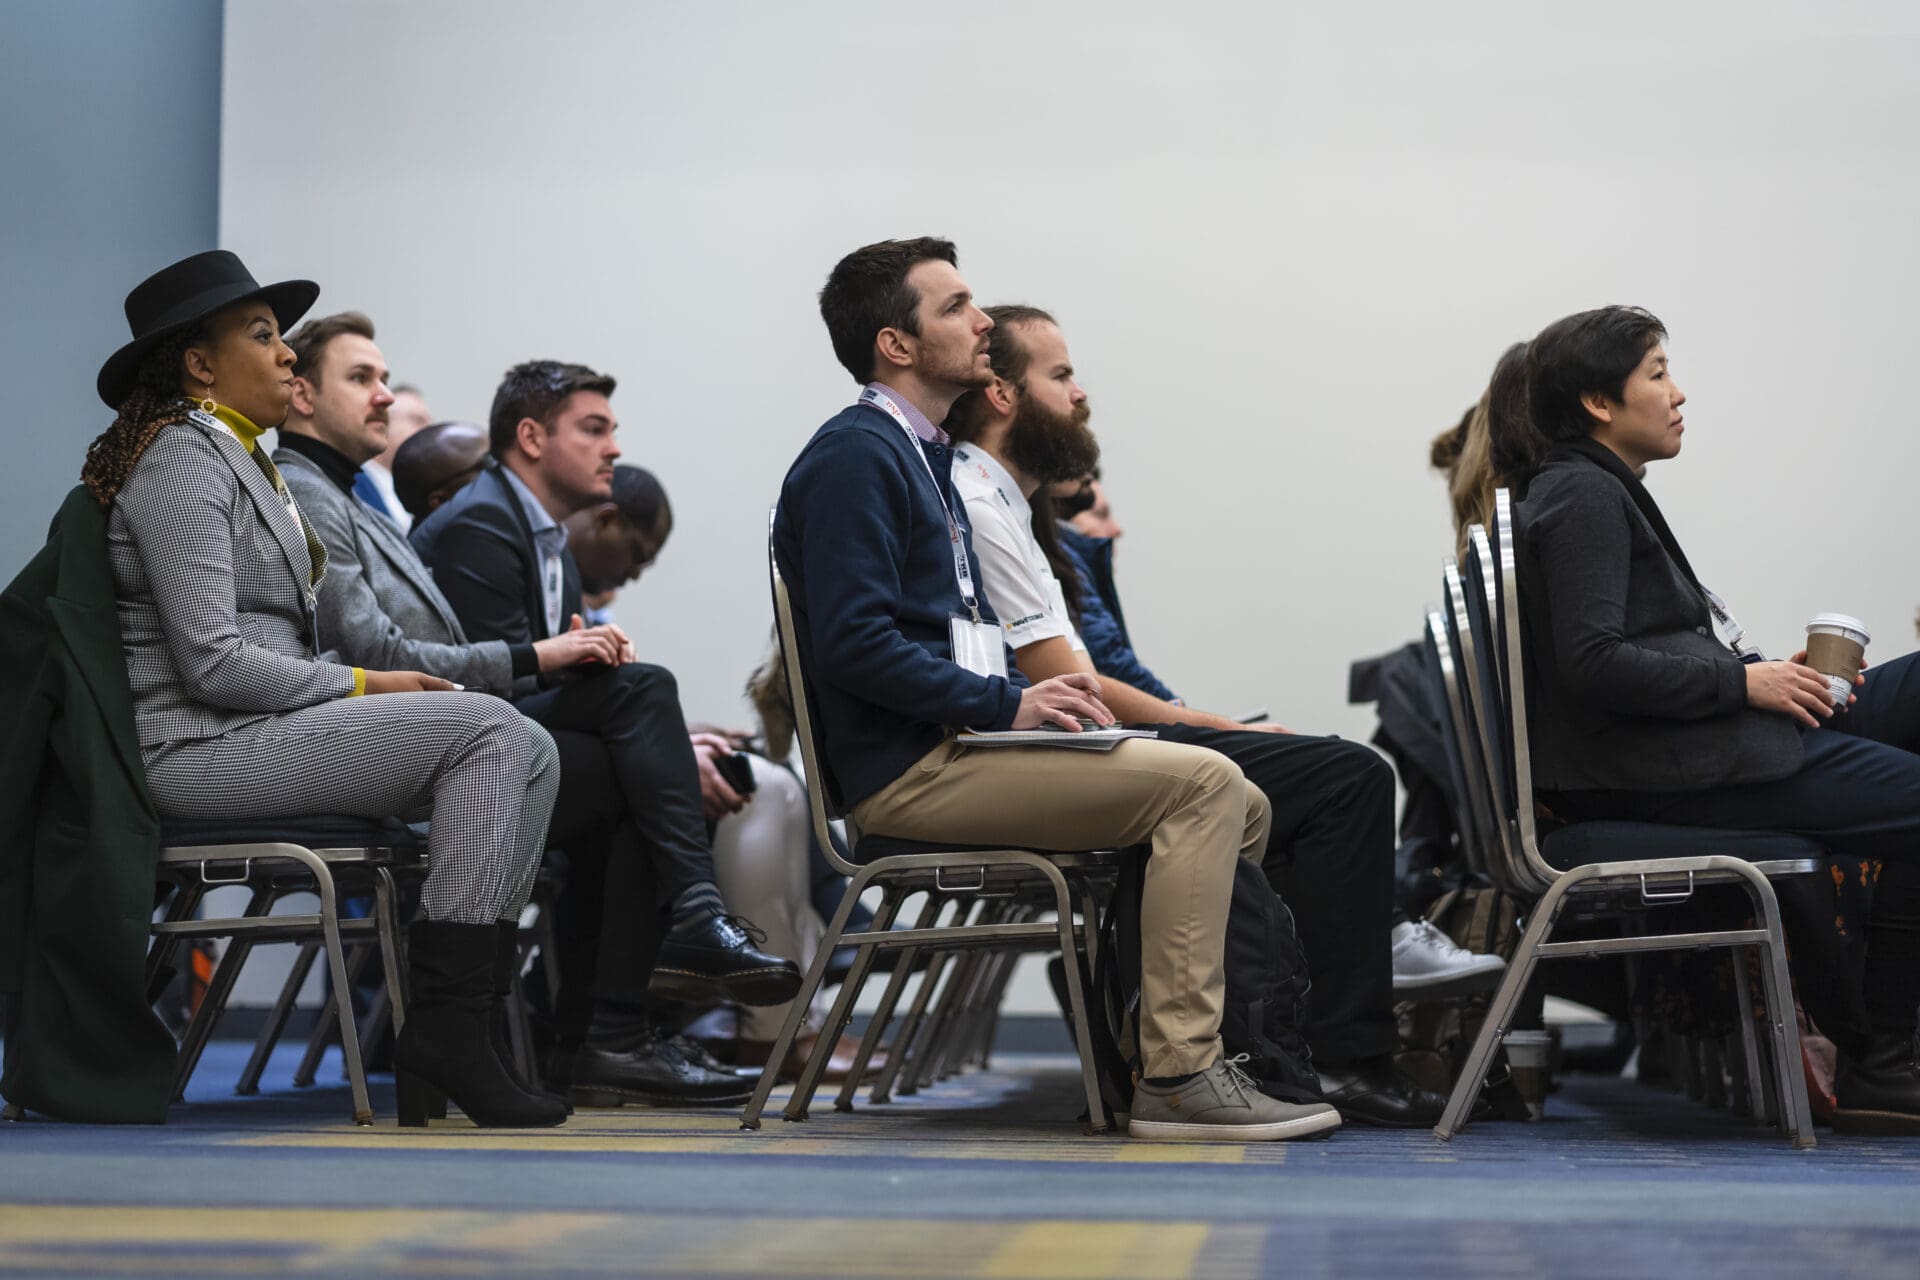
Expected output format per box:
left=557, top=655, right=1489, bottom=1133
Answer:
left=1514, top=452, right=1803, bottom=793
left=273, top=447, right=517, bottom=695
left=109, top=418, right=356, bottom=751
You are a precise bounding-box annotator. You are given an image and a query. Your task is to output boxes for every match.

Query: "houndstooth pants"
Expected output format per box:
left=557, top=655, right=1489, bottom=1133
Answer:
left=144, top=692, right=558, bottom=924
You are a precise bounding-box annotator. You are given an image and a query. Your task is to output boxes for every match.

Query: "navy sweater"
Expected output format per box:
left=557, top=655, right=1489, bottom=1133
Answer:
left=774, top=402, right=1027, bottom=808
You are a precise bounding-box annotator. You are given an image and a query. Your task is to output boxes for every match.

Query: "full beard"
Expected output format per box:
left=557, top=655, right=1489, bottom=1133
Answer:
left=1003, top=395, right=1099, bottom=485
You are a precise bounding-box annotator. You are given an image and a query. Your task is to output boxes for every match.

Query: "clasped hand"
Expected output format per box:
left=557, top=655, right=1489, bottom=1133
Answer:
left=533, top=613, right=637, bottom=673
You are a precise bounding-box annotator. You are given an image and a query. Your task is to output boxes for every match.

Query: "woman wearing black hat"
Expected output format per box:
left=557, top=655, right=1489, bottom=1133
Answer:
left=84, top=251, right=565, bottom=1128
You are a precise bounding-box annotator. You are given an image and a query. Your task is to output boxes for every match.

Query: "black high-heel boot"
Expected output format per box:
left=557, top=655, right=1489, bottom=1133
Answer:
left=393, top=920, right=567, bottom=1128
left=493, top=921, right=571, bottom=1113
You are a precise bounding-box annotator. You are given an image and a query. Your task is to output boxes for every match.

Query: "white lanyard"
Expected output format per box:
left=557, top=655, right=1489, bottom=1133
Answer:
left=542, top=548, right=563, bottom=637
left=1702, top=586, right=1764, bottom=663
left=859, top=386, right=983, bottom=623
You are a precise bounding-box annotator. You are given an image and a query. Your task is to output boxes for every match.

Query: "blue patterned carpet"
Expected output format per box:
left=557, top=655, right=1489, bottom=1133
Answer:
left=2, top=1043, right=1917, bottom=1278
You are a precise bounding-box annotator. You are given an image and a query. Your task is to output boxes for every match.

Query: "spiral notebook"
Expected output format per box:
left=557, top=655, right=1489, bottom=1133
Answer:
left=954, top=725, right=1157, bottom=752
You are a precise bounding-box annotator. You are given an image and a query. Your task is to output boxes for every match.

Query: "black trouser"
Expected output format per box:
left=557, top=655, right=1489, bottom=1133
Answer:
left=541, top=732, right=662, bottom=1040
left=518, top=663, right=717, bottom=1037
left=1154, top=725, right=1398, bottom=1064
left=1554, top=649, right=1920, bottom=1039
left=517, top=662, right=716, bottom=903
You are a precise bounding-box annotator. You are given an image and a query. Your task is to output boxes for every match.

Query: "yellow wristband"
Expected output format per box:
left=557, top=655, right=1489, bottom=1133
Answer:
left=351, top=667, right=367, bottom=697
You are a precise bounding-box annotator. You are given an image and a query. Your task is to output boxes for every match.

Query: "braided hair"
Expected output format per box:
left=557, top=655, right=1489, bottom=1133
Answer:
left=81, top=327, right=204, bottom=507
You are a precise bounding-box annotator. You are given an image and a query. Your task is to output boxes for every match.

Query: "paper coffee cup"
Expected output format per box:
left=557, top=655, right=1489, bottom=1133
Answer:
left=1806, top=613, right=1871, bottom=709
left=1504, top=1030, right=1552, bottom=1121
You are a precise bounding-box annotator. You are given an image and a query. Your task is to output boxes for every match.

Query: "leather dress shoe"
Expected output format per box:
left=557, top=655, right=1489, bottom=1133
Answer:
left=648, top=915, right=802, bottom=1007
left=1834, top=1034, right=1920, bottom=1135
left=569, top=1033, right=754, bottom=1108
left=1315, top=1056, right=1449, bottom=1128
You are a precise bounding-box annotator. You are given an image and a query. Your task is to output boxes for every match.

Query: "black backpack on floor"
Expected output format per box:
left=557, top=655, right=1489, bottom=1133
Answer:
left=1220, top=857, right=1323, bottom=1104
left=1089, top=855, right=1321, bottom=1111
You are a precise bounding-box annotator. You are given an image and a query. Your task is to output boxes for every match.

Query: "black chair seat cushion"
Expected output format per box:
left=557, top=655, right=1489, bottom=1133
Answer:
left=159, top=814, right=421, bottom=852
left=1539, top=820, right=1825, bottom=873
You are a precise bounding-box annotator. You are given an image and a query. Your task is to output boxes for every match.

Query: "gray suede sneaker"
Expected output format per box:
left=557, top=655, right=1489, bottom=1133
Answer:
left=1129, top=1055, right=1342, bottom=1142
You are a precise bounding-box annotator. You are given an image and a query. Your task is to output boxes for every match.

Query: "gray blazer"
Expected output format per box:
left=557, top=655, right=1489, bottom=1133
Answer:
left=110, top=417, right=356, bottom=751
left=1514, top=451, right=1803, bottom=794
left=274, top=446, right=515, bottom=694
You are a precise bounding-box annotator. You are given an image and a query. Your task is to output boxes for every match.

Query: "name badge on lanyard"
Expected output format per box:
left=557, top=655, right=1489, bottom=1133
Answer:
left=543, top=550, right=564, bottom=638
left=1702, top=586, right=1764, bottom=663
left=859, top=387, right=1007, bottom=681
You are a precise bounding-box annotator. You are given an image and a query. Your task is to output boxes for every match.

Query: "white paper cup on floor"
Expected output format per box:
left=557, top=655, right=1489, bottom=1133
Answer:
left=1504, top=1030, right=1552, bottom=1120
left=1805, top=613, right=1871, bottom=709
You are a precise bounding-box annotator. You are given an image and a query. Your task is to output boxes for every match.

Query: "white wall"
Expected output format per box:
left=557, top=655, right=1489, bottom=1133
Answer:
left=223, top=0, right=1920, bottom=741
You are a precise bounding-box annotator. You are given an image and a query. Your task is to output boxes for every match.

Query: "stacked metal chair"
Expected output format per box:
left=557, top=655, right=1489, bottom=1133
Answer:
left=147, top=816, right=422, bottom=1125
left=1431, top=490, right=1821, bottom=1148
left=742, top=534, right=1126, bottom=1133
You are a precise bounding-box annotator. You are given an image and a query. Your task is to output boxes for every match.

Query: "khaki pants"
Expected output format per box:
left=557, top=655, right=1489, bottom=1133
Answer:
left=853, top=737, right=1270, bottom=1077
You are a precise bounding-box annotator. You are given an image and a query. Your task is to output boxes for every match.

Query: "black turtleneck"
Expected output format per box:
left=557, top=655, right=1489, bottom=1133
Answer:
left=277, top=430, right=362, bottom=494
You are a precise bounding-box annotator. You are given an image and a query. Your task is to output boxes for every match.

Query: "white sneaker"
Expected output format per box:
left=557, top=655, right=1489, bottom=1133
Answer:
left=1129, top=1056, right=1341, bottom=1142
left=1391, top=920, right=1505, bottom=996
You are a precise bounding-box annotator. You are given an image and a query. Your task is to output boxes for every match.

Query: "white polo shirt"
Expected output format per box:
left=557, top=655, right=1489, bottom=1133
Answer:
left=951, top=444, right=1087, bottom=654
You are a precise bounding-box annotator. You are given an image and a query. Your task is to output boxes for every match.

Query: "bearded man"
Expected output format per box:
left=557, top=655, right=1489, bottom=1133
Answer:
left=942, top=304, right=1491, bottom=1129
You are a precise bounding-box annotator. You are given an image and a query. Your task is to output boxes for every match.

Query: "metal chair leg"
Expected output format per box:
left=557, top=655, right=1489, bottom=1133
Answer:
left=1045, top=868, right=1109, bottom=1134
left=171, top=885, right=275, bottom=1101
left=786, top=887, right=906, bottom=1122
left=1732, top=950, right=1767, bottom=1123
left=235, top=940, right=320, bottom=1095
left=1435, top=876, right=1572, bottom=1140
left=835, top=892, right=943, bottom=1113
left=869, top=904, right=964, bottom=1105
left=294, top=942, right=374, bottom=1087
left=962, top=939, right=1021, bottom=1069
left=311, top=865, right=374, bottom=1126
left=373, top=868, right=408, bottom=1034
left=172, top=936, right=256, bottom=1102
left=145, top=882, right=207, bottom=1002
left=913, top=907, right=995, bottom=1088
left=742, top=864, right=878, bottom=1130
left=1741, top=874, right=1814, bottom=1149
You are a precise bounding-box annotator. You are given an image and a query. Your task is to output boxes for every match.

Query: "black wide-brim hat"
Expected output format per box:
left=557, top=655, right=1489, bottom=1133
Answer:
left=96, top=249, right=319, bottom=409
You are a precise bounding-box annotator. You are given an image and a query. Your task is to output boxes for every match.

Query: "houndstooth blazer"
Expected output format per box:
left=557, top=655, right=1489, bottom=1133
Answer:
left=109, top=415, right=357, bottom=752
left=274, top=446, right=515, bottom=694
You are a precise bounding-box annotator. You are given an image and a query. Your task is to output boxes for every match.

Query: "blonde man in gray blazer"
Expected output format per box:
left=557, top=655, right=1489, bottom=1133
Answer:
left=84, top=251, right=565, bottom=1129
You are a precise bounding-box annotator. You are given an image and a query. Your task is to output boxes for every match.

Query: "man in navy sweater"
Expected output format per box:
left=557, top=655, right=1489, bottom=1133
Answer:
left=774, top=238, right=1339, bottom=1142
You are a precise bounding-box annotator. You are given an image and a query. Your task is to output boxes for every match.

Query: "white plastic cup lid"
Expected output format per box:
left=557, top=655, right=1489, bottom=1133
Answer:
left=1806, top=613, right=1871, bottom=646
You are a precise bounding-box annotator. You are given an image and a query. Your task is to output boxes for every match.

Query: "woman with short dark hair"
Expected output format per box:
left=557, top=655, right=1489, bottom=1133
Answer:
left=1514, top=304, right=1920, bottom=1133
left=87, top=250, right=565, bottom=1128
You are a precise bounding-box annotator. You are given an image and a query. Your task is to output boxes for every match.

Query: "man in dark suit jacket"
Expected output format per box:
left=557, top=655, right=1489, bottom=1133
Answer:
left=279, top=316, right=754, bottom=1104
left=394, top=352, right=799, bottom=1106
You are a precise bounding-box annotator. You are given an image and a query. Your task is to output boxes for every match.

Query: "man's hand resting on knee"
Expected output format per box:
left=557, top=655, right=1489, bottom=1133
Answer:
left=1012, top=673, right=1116, bottom=731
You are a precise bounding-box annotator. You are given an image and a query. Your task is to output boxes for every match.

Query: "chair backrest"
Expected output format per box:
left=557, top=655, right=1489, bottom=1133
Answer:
left=767, top=516, right=860, bottom=878
left=1462, top=528, right=1519, bottom=830
left=1423, top=608, right=1490, bottom=880
left=1441, top=560, right=1518, bottom=895
left=1490, top=488, right=1560, bottom=887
